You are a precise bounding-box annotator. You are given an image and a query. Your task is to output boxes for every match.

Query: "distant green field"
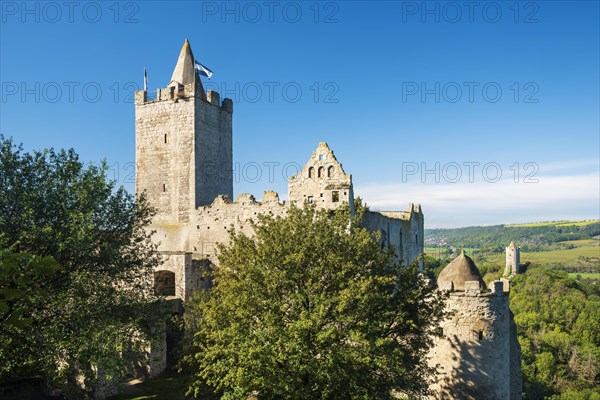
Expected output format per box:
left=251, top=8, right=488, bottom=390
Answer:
left=425, top=247, right=477, bottom=258
left=562, top=239, right=600, bottom=246
left=525, top=241, right=599, bottom=265
left=507, top=220, right=599, bottom=228
left=568, top=272, right=600, bottom=280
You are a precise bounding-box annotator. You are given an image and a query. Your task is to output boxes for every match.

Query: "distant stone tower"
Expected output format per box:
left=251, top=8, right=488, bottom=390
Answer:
left=135, top=39, right=233, bottom=225
left=428, top=251, right=522, bottom=400
left=505, top=241, right=520, bottom=276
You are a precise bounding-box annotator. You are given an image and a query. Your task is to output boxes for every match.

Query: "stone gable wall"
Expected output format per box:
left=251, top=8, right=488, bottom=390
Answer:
left=288, top=142, right=354, bottom=212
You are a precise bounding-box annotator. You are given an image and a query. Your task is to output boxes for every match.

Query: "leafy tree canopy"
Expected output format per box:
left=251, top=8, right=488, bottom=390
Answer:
left=510, top=268, right=600, bottom=399
left=184, top=204, right=445, bottom=399
left=0, top=136, right=163, bottom=398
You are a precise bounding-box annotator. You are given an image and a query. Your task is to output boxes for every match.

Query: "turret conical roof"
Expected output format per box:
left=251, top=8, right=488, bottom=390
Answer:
left=437, top=250, right=486, bottom=291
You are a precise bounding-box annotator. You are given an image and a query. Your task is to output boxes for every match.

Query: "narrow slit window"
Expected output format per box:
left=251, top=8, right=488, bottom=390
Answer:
left=164, top=134, right=168, bottom=143
left=163, top=183, right=166, bottom=192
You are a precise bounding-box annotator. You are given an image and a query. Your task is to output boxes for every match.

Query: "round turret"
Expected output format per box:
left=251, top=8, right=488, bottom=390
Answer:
left=437, top=250, right=486, bottom=291
left=428, top=250, right=522, bottom=399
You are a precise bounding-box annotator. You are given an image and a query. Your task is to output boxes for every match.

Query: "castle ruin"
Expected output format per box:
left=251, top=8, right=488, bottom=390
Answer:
left=134, top=40, right=425, bottom=304
left=134, top=40, right=521, bottom=398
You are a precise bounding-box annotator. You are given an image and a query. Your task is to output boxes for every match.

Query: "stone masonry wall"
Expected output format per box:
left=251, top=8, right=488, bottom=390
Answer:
left=191, top=192, right=288, bottom=262
left=149, top=188, right=426, bottom=303
left=135, top=87, right=196, bottom=224
left=288, top=142, right=354, bottom=212
left=428, top=282, right=511, bottom=400
left=362, top=204, right=424, bottom=267
left=195, top=91, right=233, bottom=207
left=135, top=86, right=233, bottom=223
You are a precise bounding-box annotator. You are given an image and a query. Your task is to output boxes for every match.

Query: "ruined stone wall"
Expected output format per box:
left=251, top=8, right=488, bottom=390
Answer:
left=144, top=192, right=286, bottom=302
left=428, top=281, right=512, bottom=400
left=399, top=204, right=424, bottom=268
left=361, top=204, right=424, bottom=267
left=191, top=192, right=287, bottom=262
left=151, top=191, right=427, bottom=302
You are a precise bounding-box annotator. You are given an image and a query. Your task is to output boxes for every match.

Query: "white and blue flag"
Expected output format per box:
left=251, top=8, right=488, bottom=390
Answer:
left=194, top=60, right=213, bottom=79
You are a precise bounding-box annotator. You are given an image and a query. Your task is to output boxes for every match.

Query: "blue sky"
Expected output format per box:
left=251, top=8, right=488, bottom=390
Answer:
left=1, top=1, right=598, bottom=227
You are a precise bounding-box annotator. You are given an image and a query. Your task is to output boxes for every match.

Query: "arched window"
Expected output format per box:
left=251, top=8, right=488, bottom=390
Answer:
left=318, top=166, right=325, bottom=178
left=308, top=166, right=315, bottom=178
left=154, top=270, right=176, bottom=296
left=327, top=166, right=334, bottom=178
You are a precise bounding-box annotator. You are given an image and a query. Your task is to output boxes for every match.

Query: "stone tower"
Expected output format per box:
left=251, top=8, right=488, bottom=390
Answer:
left=428, top=251, right=522, bottom=400
left=505, top=241, right=520, bottom=276
left=135, top=39, right=233, bottom=225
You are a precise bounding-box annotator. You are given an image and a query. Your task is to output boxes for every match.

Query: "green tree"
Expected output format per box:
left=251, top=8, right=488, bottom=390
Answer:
left=184, top=205, right=445, bottom=399
left=0, top=251, right=61, bottom=329
left=0, top=136, right=163, bottom=398
left=510, top=268, right=600, bottom=399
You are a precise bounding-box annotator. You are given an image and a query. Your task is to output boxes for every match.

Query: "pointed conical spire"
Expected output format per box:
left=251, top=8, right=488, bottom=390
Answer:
left=168, top=39, right=202, bottom=90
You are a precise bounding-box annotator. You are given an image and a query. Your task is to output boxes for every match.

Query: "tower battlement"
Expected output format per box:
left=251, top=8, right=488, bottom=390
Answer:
left=202, top=191, right=283, bottom=208
left=134, top=85, right=233, bottom=114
